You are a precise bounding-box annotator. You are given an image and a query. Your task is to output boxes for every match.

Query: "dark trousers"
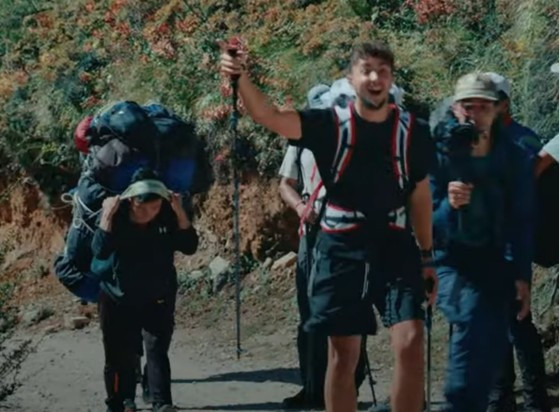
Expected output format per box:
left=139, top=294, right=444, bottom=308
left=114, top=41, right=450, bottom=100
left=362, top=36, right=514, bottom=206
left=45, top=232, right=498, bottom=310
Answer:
left=488, top=311, right=550, bottom=411
left=437, top=248, right=513, bottom=412
left=296, top=234, right=366, bottom=403
left=99, top=291, right=175, bottom=411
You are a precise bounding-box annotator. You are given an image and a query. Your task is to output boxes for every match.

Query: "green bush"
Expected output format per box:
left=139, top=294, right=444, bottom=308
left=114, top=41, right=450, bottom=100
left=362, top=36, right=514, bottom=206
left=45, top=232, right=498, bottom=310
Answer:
left=0, top=0, right=557, bottom=198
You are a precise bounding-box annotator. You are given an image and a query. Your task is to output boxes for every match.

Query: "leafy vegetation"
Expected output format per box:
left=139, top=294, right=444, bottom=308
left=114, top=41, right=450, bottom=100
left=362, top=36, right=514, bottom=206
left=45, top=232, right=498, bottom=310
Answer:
left=0, top=0, right=557, bottom=197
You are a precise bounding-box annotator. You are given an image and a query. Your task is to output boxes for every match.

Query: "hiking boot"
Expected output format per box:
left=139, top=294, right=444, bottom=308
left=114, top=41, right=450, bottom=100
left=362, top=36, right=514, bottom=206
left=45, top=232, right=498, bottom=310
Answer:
left=153, top=404, right=177, bottom=412
left=123, top=399, right=137, bottom=412
left=281, top=389, right=324, bottom=410
left=106, top=401, right=125, bottom=412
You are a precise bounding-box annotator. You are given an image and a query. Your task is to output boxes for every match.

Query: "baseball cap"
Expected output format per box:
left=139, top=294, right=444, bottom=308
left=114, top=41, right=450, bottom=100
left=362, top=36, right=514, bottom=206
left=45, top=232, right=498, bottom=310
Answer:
left=551, top=62, right=559, bottom=74
left=453, top=72, right=499, bottom=102
left=485, top=72, right=511, bottom=99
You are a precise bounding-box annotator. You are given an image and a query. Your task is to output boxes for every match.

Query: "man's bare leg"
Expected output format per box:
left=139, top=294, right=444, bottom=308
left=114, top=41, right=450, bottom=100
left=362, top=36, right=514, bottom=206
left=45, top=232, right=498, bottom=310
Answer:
left=390, top=320, right=424, bottom=412
left=324, top=335, right=361, bottom=412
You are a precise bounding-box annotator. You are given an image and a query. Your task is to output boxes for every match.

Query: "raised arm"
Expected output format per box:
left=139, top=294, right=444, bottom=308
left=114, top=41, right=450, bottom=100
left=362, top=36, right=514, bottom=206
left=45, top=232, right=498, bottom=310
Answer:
left=92, top=196, right=121, bottom=259
left=220, top=51, right=302, bottom=139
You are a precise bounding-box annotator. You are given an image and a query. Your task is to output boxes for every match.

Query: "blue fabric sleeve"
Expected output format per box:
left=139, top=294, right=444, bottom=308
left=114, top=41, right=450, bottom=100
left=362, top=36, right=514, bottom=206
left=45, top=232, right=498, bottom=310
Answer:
left=430, top=154, right=455, bottom=248
left=91, top=228, right=115, bottom=259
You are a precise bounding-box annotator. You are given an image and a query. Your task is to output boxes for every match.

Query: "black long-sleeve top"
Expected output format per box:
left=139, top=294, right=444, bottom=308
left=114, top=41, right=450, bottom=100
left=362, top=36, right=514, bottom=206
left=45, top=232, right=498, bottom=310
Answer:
left=91, top=202, right=198, bottom=305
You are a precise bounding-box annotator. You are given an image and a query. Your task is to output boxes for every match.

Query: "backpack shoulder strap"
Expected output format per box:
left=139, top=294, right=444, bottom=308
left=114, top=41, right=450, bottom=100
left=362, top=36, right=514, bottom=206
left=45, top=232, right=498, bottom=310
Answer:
left=391, top=105, right=415, bottom=191
left=294, top=146, right=305, bottom=195
left=331, top=104, right=357, bottom=183
left=388, top=105, right=415, bottom=231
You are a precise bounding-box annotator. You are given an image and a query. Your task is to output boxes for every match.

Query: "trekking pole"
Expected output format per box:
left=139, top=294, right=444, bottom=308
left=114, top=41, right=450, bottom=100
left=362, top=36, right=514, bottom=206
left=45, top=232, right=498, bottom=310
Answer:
left=362, top=337, right=377, bottom=406
left=227, top=37, right=242, bottom=360
left=424, top=278, right=435, bottom=412
left=426, top=305, right=433, bottom=412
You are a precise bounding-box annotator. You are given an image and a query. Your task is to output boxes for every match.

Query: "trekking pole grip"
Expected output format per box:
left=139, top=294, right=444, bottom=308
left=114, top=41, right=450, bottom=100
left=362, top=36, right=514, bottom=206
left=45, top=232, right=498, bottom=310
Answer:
left=227, top=47, right=240, bottom=82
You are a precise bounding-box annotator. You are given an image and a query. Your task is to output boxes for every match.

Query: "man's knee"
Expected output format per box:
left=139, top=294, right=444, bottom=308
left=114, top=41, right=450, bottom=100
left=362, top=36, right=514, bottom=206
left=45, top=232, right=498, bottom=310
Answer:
left=328, top=336, right=361, bottom=375
left=391, top=320, right=424, bottom=362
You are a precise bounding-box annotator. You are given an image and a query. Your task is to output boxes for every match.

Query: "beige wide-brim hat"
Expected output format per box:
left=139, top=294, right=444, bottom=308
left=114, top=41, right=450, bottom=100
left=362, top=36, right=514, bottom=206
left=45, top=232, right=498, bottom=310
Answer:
left=453, top=72, right=499, bottom=102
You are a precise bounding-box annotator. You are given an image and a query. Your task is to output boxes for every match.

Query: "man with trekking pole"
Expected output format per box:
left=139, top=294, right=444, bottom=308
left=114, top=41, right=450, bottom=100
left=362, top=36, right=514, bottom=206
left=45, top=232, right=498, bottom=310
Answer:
left=220, top=40, right=437, bottom=412
left=277, top=84, right=368, bottom=409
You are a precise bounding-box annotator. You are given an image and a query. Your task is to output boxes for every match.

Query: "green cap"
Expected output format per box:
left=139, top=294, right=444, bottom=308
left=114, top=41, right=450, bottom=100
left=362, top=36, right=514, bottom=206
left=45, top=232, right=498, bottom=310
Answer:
left=453, top=73, right=499, bottom=102
left=120, top=179, right=170, bottom=201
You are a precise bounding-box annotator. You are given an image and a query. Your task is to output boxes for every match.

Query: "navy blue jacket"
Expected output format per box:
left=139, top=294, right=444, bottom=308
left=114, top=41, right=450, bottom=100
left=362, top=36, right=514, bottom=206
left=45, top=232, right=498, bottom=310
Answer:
left=431, top=122, right=535, bottom=282
left=503, top=116, right=541, bottom=156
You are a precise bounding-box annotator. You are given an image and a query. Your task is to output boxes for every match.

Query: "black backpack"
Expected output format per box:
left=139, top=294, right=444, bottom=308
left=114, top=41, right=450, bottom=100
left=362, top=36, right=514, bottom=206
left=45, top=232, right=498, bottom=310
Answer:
left=534, top=163, right=559, bottom=267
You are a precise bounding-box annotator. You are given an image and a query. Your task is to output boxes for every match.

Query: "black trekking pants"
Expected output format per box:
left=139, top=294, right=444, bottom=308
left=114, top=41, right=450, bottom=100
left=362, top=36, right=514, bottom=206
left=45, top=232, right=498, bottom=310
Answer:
left=488, top=311, right=550, bottom=411
left=99, top=290, right=175, bottom=410
left=296, top=233, right=366, bottom=403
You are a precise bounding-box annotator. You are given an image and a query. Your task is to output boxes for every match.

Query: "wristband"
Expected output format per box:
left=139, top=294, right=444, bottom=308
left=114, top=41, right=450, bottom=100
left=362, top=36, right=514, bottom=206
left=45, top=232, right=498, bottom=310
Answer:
left=420, top=248, right=435, bottom=268
left=419, top=247, right=434, bottom=260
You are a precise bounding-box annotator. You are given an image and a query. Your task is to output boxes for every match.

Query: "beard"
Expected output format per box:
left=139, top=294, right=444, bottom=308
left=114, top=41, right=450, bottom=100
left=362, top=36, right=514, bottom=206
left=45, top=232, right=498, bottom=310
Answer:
left=358, top=93, right=388, bottom=111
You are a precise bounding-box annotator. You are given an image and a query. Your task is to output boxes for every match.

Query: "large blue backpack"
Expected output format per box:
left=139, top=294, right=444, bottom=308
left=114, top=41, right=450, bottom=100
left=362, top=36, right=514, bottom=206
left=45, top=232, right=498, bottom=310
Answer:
left=84, top=101, right=211, bottom=194
left=54, top=101, right=213, bottom=302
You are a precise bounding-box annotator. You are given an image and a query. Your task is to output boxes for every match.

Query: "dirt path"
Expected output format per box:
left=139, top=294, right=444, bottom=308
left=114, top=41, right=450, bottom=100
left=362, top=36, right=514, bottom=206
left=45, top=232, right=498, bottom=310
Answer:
left=0, top=317, right=458, bottom=412
left=0, top=327, right=299, bottom=412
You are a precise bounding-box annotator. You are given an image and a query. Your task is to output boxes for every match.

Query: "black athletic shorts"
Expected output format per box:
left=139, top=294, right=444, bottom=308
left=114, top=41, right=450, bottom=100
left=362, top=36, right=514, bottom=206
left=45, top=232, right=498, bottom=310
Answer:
left=304, top=230, right=425, bottom=336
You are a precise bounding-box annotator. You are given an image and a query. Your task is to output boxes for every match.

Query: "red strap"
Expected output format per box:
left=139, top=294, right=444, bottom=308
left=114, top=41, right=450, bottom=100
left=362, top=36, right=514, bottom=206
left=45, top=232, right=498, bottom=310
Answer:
left=114, top=372, right=119, bottom=394
left=298, top=181, right=323, bottom=237
left=74, top=115, right=93, bottom=154
left=334, top=104, right=356, bottom=182
left=405, top=113, right=415, bottom=179
left=310, top=164, right=318, bottom=184
left=391, top=106, right=401, bottom=184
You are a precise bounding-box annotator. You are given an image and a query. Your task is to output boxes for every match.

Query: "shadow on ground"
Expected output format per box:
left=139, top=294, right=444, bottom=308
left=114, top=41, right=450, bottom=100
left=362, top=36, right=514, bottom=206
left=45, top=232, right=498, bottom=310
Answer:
left=172, top=367, right=300, bottom=385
